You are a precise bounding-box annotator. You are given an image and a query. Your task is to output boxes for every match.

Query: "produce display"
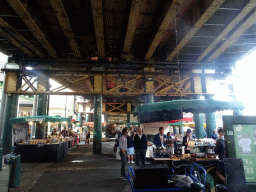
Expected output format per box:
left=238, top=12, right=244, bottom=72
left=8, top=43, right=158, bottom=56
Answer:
left=19, top=135, right=75, bottom=145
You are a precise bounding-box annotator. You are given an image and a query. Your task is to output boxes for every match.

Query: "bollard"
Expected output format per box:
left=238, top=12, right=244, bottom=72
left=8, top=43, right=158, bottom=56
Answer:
left=0, top=148, right=3, bottom=170
left=9, top=155, right=20, bottom=189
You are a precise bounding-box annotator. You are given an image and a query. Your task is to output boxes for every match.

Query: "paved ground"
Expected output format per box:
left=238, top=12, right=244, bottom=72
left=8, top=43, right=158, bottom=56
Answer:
left=10, top=141, right=135, bottom=192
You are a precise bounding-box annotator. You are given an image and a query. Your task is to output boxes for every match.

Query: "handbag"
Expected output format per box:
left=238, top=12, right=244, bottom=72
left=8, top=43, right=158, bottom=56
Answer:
left=113, top=143, right=117, bottom=152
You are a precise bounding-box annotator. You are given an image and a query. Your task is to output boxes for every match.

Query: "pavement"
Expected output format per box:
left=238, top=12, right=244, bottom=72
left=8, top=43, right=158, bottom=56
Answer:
left=9, top=141, right=134, bottom=192
left=0, top=160, right=10, bottom=192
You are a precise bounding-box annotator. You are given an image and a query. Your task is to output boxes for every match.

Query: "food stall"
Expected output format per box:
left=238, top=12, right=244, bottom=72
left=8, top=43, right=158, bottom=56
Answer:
left=133, top=99, right=245, bottom=173
left=84, top=122, right=107, bottom=142
left=10, top=116, right=76, bottom=162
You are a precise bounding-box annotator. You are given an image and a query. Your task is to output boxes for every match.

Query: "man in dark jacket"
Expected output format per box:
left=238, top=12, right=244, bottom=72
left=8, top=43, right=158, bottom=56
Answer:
left=153, top=127, right=167, bottom=148
left=134, top=127, right=147, bottom=166
left=215, top=129, right=226, bottom=160
left=182, top=128, right=192, bottom=154
left=210, top=129, right=218, bottom=140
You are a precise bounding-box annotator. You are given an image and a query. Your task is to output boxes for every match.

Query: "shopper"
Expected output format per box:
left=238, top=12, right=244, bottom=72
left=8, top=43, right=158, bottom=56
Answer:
left=115, top=128, right=122, bottom=160
left=210, top=129, right=218, bottom=140
left=86, top=130, right=90, bottom=145
left=119, top=128, right=128, bottom=180
left=153, top=127, right=167, bottom=148
left=215, top=129, right=226, bottom=160
left=127, top=129, right=134, bottom=164
left=182, top=128, right=192, bottom=154
left=134, top=127, right=147, bottom=166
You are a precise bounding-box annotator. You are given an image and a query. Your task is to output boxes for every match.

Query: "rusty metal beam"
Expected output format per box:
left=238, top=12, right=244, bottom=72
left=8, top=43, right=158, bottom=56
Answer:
left=156, top=77, right=189, bottom=94
left=0, top=27, right=35, bottom=57
left=123, top=0, right=144, bottom=53
left=208, top=10, right=256, bottom=62
left=165, top=0, right=225, bottom=61
left=90, top=0, right=105, bottom=59
left=7, top=0, right=57, bottom=57
left=0, top=18, right=44, bottom=57
left=197, top=0, right=256, bottom=62
left=50, top=0, right=82, bottom=58
left=144, top=0, right=184, bottom=61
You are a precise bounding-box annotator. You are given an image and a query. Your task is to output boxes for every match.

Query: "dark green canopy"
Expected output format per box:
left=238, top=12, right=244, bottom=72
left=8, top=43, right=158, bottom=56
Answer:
left=133, top=99, right=245, bottom=116
left=10, top=116, right=71, bottom=124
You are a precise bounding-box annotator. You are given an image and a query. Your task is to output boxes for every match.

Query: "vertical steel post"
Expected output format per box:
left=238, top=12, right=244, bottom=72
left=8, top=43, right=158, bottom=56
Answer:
left=93, top=94, right=102, bottom=154
left=127, top=113, right=131, bottom=129
left=194, top=112, right=204, bottom=139
left=0, top=73, right=7, bottom=147
left=206, top=112, right=216, bottom=138
left=2, top=95, right=18, bottom=154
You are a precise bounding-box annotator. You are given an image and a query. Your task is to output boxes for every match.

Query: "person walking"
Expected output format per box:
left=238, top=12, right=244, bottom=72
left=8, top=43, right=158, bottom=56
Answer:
left=127, top=128, right=134, bottom=164
left=86, top=130, right=90, bottom=145
left=119, top=128, right=128, bottom=180
left=134, top=127, right=148, bottom=166
left=115, top=128, right=122, bottom=160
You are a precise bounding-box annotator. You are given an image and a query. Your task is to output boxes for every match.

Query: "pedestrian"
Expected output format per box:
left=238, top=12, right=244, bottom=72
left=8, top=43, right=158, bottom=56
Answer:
left=115, top=127, right=122, bottom=160
left=127, top=128, right=134, bottom=164
left=210, top=129, right=218, bottom=140
left=134, top=127, right=148, bottom=166
left=215, top=129, right=226, bottom=160
left=119, top=128, right=128, bottom=180
left=86, top=130, right=90, bottom=145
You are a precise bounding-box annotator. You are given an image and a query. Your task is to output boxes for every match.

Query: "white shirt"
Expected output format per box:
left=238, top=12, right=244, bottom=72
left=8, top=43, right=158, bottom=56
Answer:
left=160, top=134, right=164, bottom=147
left=138, top=133, right=143, bottom=139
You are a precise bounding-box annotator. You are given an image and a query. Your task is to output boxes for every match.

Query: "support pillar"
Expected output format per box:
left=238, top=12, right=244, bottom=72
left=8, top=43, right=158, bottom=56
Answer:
left=93, top=74, right=102, bottom=154
left=145, top=76, right=154, bottom=103
left=31, top=95, right=38, bottom=139
left=2, top=72, right=20, bottom=154
left=0, top=73, right=7, bottom=147
left=193, top=113, right=204, bottom=139
left=233, top=110, right=243, bottom=116
left=35, top=74, right=49, bottom=139
left=127, top=103, right=131, bottom=129
left=173, top=127, right=179, bottom=135
left=93, top=94, right=102, bottom=154
left=206, top=112, right=216, bottom=138
left=179, top=126, right=184, bottom=136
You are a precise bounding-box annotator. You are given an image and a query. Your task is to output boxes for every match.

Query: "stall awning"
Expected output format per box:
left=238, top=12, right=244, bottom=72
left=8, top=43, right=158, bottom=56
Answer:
left=10, top=116, right=71, bottom=124
left=133, top=99, right=245, bottom=116
left=169, top=122, right=184, bottom=126
left=133, top=99, right=245, bottom=123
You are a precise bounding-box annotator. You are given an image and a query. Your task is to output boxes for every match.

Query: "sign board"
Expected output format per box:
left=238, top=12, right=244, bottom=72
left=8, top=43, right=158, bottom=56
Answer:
left=233, top=124, right=256, bottom=183
left=223, top=115, right=256, bottom=191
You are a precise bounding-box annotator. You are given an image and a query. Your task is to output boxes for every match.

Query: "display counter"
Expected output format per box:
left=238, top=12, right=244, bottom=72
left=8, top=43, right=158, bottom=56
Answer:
left=16, top=140, right=71, bottom=162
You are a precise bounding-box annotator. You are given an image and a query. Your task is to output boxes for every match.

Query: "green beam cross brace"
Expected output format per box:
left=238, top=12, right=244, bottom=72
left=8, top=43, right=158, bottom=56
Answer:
left=194, top=112, right=204, bottom=139
left=206, top=112, right=216, bottom=138
left=93, top=94, right=102, bottom=154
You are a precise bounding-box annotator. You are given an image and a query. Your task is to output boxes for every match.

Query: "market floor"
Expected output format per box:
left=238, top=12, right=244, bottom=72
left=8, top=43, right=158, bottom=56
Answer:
left=12, top=143, right=131, bottom=192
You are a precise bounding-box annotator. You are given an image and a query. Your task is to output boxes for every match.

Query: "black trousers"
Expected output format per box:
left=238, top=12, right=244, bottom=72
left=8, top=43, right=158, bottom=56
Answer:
left=135, top=149, right=146, bottom=166
left=120, top=151, right=126, bottom=177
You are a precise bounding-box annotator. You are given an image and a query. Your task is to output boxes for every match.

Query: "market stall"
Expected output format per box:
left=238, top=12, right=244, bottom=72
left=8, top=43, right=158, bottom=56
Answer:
left=10, top=116, right=75, bottom=162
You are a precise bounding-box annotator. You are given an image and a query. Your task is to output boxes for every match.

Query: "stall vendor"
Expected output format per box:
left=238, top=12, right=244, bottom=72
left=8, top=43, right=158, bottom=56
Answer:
left=60, top=128, right=69, bottom=137
left=153, top=127, right=167, bottom=148
left=182, top=128, right=192, bottom=154
left=51, top=128, right=58, bottom=136
left=215, top=129, right=226, bottom=160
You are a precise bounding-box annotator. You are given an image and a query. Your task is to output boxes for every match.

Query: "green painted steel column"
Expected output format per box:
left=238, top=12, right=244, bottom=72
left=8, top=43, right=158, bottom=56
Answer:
left=93, top=94, right=102, bottom=154
left=37, top=94, right=47, bottom=116
left=127, top=113, right=131, bottom=129
left=77, top=113, right=82, bottom=127
left=2, top=95, right=18, bottom=154
left=206, top=112, right=216, bottom=138
left=194, top=112, right=204, bottom=139
left=146, top=94, right=154, bottom=103
left=179, top=126, right=184, bottom=136
left=35, top=94, right=47, bottom=139
left=173, top=127, right=179, bottom=135
left=233, top=109, right=243, bottom=116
